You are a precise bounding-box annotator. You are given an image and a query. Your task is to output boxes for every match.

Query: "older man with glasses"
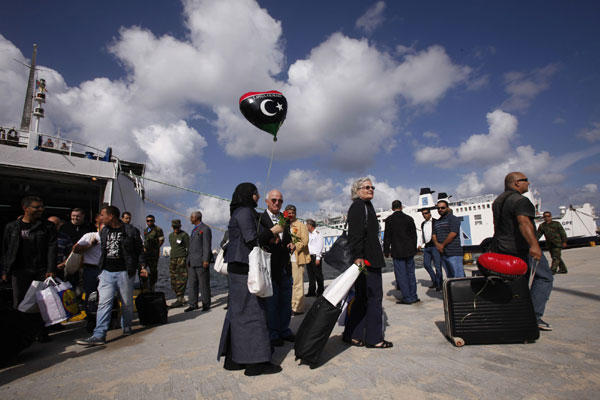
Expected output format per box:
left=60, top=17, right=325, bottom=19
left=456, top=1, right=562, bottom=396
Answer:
left=432, top=200, right=465, bottom=278
left=258, top=189, right=296, bottom=347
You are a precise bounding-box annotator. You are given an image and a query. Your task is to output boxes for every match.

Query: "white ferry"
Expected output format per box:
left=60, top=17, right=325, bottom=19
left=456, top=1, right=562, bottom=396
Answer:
left=317, top=188, right=598, bottom=253
left=0, top=48, right=146, bottom=231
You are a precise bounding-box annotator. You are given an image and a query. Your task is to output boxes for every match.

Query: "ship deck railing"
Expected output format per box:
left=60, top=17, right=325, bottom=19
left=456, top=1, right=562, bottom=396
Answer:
left=0, top=127, right=146, bottom=177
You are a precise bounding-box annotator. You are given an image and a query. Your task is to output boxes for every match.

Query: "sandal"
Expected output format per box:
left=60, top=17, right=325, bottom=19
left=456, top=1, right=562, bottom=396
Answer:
left=366, top=340, right=393, bottom=349
left=342, top=337, right=365, bottom=347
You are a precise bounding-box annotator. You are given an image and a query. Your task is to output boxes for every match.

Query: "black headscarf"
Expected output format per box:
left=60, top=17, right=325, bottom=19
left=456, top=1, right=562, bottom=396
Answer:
left=230, top=182, right=258, bottom=215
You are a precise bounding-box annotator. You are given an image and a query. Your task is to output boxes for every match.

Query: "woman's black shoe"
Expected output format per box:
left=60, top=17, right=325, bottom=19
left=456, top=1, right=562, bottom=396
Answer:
left=223, top=356, right=245, bottom=371
left=244, top=362, right=282, bottom=376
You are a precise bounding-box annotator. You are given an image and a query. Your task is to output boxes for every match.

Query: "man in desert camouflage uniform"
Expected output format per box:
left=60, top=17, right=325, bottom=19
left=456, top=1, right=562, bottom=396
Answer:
left=537, top=211, right=568, bottom=274
left=168, top=219, right=190, bottom=307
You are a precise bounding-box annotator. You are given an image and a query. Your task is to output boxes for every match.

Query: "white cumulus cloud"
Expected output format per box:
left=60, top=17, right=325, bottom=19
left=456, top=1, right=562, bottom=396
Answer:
left=579, top=122, right=600, bottom=143
left=501, top=63, right=559, bottom=113
left=356, top=1, right=386, bottom=34
left=415, top=109, right=518, bottom=167
left=281, top=169, right=337, bottom=203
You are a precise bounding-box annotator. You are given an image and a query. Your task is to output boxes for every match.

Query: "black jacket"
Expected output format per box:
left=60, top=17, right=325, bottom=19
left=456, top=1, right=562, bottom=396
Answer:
left=383, top=210, right=417, bottom=259
left=347, top=199, right=385, bottom=268
left=2, top=219, right=57, bottom=276
left=99, top=223, right=145, bottom=277
left=258, top=211, right=293, bottom=280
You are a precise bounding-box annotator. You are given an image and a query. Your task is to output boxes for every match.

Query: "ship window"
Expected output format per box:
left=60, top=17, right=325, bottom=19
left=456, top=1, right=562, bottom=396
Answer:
left=487, top=204, right=490, bottom=208
left=469, top=206, right=472, bottom=211
left=478, top=205, right=481, bottom=210
left=474, top=214, right=482, bottom=220
left=475, top=214, right=482, bottom=225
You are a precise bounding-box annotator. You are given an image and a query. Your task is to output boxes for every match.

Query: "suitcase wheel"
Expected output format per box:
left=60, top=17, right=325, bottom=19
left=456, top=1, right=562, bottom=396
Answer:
left=452, top=337, right=465, bottom=347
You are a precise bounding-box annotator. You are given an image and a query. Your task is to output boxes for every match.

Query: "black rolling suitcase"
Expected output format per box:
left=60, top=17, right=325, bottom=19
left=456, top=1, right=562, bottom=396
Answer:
left=85, top=291, right=121, bottom=333
left=294, top=296, right=342, bottom=365
left=443, top=276, right=539, bottom=346
left=135, top=291, right=168, bottom=326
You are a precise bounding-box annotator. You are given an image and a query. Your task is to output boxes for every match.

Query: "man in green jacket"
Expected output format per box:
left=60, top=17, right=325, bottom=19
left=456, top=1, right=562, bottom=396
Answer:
left=168, top=219, right=190, bottom=308
left=537, top=211, right=568, bottom=274
left=143, top=215, right=164, bottom=291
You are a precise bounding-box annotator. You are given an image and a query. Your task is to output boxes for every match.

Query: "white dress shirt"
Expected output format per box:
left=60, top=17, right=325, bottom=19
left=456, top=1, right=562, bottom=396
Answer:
left=308, top=229, right=324, bottom=260
left=418, top=219, right=433, bottom=247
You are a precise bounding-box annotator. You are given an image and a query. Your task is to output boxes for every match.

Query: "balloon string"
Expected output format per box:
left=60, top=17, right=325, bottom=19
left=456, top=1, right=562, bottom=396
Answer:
left=459, top=276, right=500, bottom=323
left=264, top=140, right=276, bottom=194
left=255, top=140, right=277, bottom=236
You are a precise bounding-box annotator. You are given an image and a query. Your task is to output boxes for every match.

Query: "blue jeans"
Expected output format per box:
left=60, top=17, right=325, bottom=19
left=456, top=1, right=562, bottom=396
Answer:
left=266, top=270, right=293, bottom=340
left=93, top=270, right=134, bottom=339
left=393, top=257, right=418, bottom=302
left=422, top=247, right=443, bottom=288
left=442, top=255, right=465, bottom=278
left=527, top=254, right=554, bottom=322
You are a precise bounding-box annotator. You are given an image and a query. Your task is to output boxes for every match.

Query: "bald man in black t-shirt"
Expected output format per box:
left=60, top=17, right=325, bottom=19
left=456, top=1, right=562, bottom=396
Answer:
left=491, top=172, right=554, bottom=331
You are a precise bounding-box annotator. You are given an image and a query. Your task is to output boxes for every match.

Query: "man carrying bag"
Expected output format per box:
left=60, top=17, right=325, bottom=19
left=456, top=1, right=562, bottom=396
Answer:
left=76, top=205, right=147, bottom=346
left=2, top=196, right=57, bottom=343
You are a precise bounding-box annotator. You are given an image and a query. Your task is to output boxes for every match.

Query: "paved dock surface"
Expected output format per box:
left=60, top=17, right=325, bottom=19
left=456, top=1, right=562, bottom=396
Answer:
left=1, top=247, right=599, bottom=399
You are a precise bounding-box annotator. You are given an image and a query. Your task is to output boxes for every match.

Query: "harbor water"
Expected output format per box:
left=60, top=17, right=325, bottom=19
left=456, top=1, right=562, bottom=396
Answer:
left=154, top=254, right=428, bottom=299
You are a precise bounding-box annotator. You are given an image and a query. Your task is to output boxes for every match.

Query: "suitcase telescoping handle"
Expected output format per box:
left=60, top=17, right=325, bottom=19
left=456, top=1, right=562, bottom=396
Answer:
left=528, top=259, right=539, bottom=289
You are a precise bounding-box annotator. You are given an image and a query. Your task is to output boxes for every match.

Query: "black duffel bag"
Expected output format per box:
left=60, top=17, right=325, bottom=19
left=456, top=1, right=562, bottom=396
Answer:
left=294, top=296, right=342, bottom=366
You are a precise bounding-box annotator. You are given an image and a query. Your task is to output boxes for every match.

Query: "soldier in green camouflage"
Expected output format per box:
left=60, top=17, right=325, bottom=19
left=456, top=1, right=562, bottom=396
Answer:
left=537, top=211, right=568, bottom=274
left=168, top=219, right=190, bottom=308
left=143, top=215, right=165, bottom=291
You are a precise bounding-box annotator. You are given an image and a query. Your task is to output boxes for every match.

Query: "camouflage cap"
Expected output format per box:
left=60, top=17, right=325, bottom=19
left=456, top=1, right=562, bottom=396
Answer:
left=171, top=219, right=182, bottom=226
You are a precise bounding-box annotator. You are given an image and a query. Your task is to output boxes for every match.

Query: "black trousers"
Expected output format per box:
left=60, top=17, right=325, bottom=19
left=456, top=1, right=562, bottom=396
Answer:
left=12, top=270, right=46, bottom=308
left=11, top=270, right=46, bottom=334
left=342, top=267, right=384, bottom=345
left=306, top=255, right=324, bottom=295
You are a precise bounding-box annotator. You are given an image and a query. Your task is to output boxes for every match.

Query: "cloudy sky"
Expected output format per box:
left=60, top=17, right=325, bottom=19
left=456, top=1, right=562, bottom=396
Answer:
left=2, top=0, right=599, bottom=235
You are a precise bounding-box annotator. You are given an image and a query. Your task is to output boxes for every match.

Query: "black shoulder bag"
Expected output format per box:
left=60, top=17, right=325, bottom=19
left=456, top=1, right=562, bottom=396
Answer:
left=323, top=205, right=368, bottom=272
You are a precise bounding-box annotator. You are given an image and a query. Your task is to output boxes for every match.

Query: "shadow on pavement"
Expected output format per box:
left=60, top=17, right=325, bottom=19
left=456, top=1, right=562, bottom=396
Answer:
left=0, top=322, right=104, bottom=386
left=552, top=286, right=600, bottom=302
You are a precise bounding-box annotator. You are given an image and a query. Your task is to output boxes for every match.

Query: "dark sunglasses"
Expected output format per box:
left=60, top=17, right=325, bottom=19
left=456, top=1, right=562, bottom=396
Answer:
left=146, top=219, right=154, bottom=222
left=437, top=206, right=447, bottom=210
left=422, top=210, right=431, bottom=214
left=516, top=178, right=529, bottom=183
left=270, top=199, right=283, bottom=204
left=360, top=185, right=375, bottom=190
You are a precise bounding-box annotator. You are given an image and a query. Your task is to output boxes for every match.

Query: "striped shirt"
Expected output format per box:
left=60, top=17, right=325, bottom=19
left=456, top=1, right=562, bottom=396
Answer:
left=433, top=213, right=463, bottom=257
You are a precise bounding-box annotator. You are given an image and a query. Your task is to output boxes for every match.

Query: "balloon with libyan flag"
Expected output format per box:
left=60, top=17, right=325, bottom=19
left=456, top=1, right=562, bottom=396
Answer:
left=239, top=90, right=287, bottom=141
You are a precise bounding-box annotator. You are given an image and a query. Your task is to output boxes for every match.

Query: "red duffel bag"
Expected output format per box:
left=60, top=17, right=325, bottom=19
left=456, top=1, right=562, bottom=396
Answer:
left=477, top=252, right=528, bottom=279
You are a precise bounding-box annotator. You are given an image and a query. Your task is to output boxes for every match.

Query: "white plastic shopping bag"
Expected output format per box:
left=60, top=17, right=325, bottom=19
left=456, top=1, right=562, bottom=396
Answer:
left=36, top=277, right=68, bottom=326
left=18, top=280, right=45, bottom=313
left=323, top=263, right=361, bottom=307
left=247, top=247, right=273, bottom=297
left=213, top=248, right=228, bottom=275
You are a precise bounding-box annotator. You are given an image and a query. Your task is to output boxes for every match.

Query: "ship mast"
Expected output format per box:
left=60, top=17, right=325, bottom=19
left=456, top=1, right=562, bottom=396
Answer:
left=20, top=44, right=38, bottom=131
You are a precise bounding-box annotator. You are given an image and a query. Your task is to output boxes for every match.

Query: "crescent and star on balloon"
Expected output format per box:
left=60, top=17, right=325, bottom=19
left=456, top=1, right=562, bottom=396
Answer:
left=260, top=99, right=284, bottom=116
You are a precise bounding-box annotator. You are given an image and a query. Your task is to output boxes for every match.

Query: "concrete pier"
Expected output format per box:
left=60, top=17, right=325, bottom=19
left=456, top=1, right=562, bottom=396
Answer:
left=1, top=247, right=599, bottom=399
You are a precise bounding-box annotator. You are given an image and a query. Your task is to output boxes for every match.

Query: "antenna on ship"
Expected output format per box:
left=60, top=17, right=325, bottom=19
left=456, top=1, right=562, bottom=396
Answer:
left=32, top=78, right=46, bottom=133
left=19, top=44, right=38, bottom=131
